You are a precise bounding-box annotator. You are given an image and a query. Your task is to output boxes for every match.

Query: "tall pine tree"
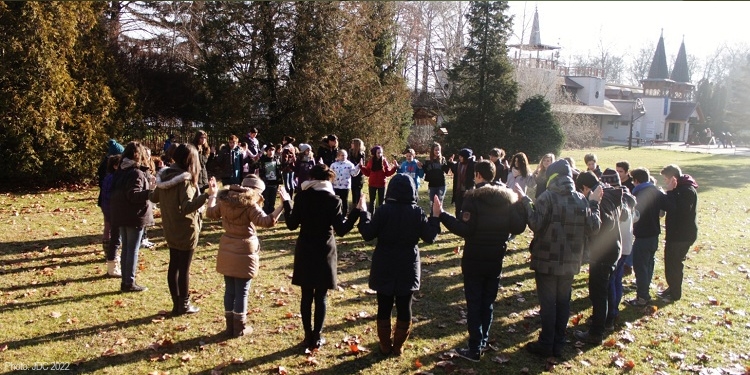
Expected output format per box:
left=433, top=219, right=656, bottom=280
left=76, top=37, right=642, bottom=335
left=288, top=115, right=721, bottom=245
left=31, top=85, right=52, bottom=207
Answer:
left=513, top=95, right=564, bottom=162
left=442, top=1, right=517, bottom=155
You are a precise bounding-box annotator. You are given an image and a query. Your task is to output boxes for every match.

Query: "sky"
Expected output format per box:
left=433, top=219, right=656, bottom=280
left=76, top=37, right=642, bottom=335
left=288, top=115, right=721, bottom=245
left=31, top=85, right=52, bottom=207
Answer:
left=506, top=1, right=749, bottom=65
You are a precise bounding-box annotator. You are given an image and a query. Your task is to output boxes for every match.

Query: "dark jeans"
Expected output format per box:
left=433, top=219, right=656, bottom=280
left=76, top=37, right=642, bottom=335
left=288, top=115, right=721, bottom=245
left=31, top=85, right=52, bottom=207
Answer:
left=534, top=273, right=574, bottom=352
left=454, top=190, right=466, bottom=217
left=463, top=274, right=500, bottom=353
left=376, top=293, right=413, bottom=322
left=632, top=236, right=659, bottom=301
left=262, top=184, right=278, bottom=214
left=428, top=186, right=446, bottom=217
left=588, top=261, right=615, bottom=336
left=334, top=188, right=350, bottom=214
left=167, top=248, right=194, bottom=302
left=664, top=240, right=693, bottom=300
left=351, top=182, right=363, bottom=211
left=224, top=276, right=252, bottom=314
left=607, top=256, right=627, bottom=322
left=301, top=287, right=328, bottom=336
left=119, top=226, right=143, bottom=287
left=368, top=186, right=385, bottom=212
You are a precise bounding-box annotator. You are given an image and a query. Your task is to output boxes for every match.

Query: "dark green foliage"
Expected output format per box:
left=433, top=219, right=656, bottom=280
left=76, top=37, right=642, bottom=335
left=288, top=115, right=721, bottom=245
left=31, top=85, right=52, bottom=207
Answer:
left=512, top=95, right=564, bottom=162
left=442, top=1, right=518, bottom=156
left=0, top=2, right=117, bottom=186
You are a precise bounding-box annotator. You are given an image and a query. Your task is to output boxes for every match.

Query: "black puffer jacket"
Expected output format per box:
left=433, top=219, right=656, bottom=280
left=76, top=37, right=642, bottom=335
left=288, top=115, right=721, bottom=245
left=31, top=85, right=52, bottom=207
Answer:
left=585, top=186, right=622, bottom=266
left=440, top=181, right=527, bottom=276
left=359, top=174, right=440, bottom=295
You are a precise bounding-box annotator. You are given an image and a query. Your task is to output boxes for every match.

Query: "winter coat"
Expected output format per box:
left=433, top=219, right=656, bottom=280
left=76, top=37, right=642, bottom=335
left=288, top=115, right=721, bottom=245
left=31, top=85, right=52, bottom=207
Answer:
left=101, top=173, right=115, bottom=221
left=423, top=157, right=450, bottom=188
left=317, top=146, right=338, bottom=166
left=585, top=187, right=623, bottom=266
left=620, top=188, right=638, bottom=256
left=361, top=158, right=397, bottom=188
left=359, top=174, right=440, bottom=295
left=197, top=150, right=214, bottom=189
left=521, top=168, right=601, bottom=275
left=492, top=159, right=509, bottom=184
left=440, top=181, right=526, bottom=277
left=330, top=160, right=360, bottom=190
left=283, top=180, right=359, bottom=289
left=149, top=167, right=208, bottom=251
left=206, top=188, right=279, bottom=279
left=663, top=175, right=698, bottom=243
left=294, top=158, right=315, bottom=187
left=110, top=160, right=153, bottom=228
left=534, top=170, right=548, bottom=199
left=217, top=145, right=245, bottom=182
left=632, top=182, right=665, bottom=238
left=507, top=172, right=536, bottom=195
left=447, top=158, right=476, bottom=203
left=398, top=160, right=424, bottom=190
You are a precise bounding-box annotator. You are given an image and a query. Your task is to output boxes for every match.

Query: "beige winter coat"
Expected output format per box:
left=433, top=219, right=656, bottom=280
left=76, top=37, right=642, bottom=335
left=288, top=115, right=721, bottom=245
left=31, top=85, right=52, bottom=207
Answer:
left=206, top=189, right=278, bottom=279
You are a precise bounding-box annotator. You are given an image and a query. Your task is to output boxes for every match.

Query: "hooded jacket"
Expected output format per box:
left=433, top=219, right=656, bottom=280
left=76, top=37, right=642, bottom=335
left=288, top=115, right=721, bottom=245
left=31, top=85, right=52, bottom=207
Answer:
left=521, top=160, right=601, bottom=275
left=150, top=167, right=208, bottom=251
left=440, top=181, right=527, bottom=276
left=206, top=187, right=279, bottom=279
left=632, top=181, right=665, bottom=238
left=359, top=174, right=440, bottom=295
left=110, top=159, right=153, bottom=228
left=664, top=175, right=698, bottom=242
left=585, top=186, right=622, bottom=265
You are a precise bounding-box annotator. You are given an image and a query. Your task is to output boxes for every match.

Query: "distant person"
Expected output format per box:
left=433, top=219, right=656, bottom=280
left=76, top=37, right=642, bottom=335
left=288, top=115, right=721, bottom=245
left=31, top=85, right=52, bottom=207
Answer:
left=218, top=135, right=244, bottom=186
left=317, top=134, right=339, bottom=166
left=398, top=148, right=424, bottom=193
left=361, top=146, right=397, bottom=212
left=191, top=130, right=215, bottom=194
left=506, top=152, right=534, bottom=196
left=446, top=148, right=476, bottom=217
left=533, top=153, right=555, bottom=199
left=330, top=150, right=361, bottom=214
left=584, top=153, right=602, bottom=178
left=163, top=133, right=176, bottom=153
left=488, top=148, right=509, bottom=184
left=659, top=165, right=698, bottom=302
left=258, top=146, right=282, bottom=214
left=422, top=142, right=450, bottom=217
left=348, top=138, right=367, bottom=210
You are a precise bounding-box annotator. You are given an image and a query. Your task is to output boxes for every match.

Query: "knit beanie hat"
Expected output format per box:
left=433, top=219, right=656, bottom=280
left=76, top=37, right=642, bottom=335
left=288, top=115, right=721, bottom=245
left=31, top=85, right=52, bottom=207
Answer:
left=601, top=168, right=621, bottom=186
left=458, top=148, right=473, bottom=159
left=298, top=143, right=311, bottom=153
left=107, top=139, right=125, bottom=156
left=241, top=174, right=266, bottom=192
left=370, top=145, right=383, bottom=156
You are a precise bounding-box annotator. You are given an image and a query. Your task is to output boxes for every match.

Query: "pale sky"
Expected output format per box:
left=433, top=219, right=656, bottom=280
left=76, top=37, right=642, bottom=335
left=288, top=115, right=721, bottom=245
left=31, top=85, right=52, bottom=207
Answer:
left=507, top=1, right=749, bottom=65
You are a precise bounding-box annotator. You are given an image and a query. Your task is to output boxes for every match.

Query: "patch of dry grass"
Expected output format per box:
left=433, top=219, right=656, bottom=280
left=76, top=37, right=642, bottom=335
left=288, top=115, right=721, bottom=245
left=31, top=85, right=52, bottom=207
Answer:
left=1, top=146, right=749, bottom=374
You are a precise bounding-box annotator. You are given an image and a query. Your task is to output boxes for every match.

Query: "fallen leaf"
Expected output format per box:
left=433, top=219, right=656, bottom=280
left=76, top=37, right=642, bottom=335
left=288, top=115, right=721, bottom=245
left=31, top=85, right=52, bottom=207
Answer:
left=147, top=371, right=169, bottom=375
left=492, top=354, right=510, bottom=364
left=277, top=366, right=288, bottom=375
left=114, top=300, right=127, bottom=307
left=620, top=331, right=636, bottom=343
left=102, top=348, right=116, bottom=356
left=602, top=338, right=617, bottom=347
left=115, top=337, right=128, bottom=345
left=669, top=352, right=685, bottom=361
left=50, top=311, right=62, bottom=319
left=181, top=353, right=193, bottom=362
left=415, top=358, right=423, bottom=368
left=0, top=344, right=8, bottom=352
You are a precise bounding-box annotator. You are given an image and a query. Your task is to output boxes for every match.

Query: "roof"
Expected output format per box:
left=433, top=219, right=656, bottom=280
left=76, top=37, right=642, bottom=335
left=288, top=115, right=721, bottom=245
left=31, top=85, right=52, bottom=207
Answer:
left=610, top=100, right=640, bottom=121
left=563, top=77, right=583, bottom=89
left=552, top=100, right=620, bottom=116
left=670, top=41, right=691, bottom=83
left=508, top=7, right=560, bottom=51
left=666, top=102, right=699, bottom=121
left=648, top=32, right=669, bottom=80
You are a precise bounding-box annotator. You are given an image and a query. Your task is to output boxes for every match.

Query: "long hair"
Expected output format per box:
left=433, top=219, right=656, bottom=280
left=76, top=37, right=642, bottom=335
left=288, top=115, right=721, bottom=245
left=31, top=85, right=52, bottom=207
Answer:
left=173, top=144, right=200, bottom=185
left=192, top=130, right=210, bottom=157
left=430, top=142, right=443, bottom=161
left=309, top=163, right=336, bottom=182
left=512, top=152, right=531, bottom=177
left=120, top=141, right=149, bottom=169
left=350, top=138, right=365, bottom=157
left=536, top=153, right=556, bottom=174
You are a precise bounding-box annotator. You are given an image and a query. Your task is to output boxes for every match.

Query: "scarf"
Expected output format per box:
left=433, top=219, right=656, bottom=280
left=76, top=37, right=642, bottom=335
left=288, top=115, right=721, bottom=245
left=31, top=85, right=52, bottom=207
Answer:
left=301, top=180, right=335, bottom=195
left=631, top=181, right=653, bottom=195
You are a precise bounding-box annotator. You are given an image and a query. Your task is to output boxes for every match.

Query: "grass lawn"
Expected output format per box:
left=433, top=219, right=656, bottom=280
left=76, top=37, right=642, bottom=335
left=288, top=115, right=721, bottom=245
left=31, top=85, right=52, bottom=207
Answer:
left=1, top=146, right=749, bottom=375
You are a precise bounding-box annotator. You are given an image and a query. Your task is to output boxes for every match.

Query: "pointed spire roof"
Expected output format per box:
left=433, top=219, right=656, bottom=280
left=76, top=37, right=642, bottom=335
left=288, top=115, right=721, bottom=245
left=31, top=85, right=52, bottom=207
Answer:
left=670, top=38, right=690, bottom=83
left=647, top=30, right=669, bottom=80
left=529, top=7, right=541, bottom=45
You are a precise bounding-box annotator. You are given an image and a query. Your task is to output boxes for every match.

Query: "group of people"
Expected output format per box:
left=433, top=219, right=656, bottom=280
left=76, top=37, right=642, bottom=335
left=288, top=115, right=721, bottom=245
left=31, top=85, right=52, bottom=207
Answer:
left=96, top=131, right=698, bottom=363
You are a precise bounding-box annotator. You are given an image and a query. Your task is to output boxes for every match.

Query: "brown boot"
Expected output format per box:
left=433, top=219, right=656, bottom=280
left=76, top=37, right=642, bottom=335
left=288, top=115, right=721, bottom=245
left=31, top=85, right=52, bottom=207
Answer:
left=232, top=313, right=253, bottom=338
left=224, top=312, right=234, bottom=337
left=391, top=320, right=412, bottom=356
left=376, top=319, right=392, bottom=355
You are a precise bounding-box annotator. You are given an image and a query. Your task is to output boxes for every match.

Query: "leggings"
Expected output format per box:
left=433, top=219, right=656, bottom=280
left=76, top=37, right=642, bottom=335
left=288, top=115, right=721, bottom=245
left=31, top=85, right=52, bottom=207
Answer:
left=376, top=292, right=413, bottom=321
left=368, top=186, right=385, bottom=212
left=301, top=287, right=328, bottom=334
left=168, top=248, right=194, bottom=301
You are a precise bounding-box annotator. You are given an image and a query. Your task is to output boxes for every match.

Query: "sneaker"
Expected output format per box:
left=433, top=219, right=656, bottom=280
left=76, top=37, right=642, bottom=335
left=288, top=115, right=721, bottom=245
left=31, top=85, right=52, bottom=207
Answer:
left=626, top=297, right=649, bottom=307
left=121, top=284, right=148, bottom=292
left=141, top=239, right=156, bottom=248
left=480, top=343, right=498, bottom=354
left=525, top=341, right=553, bottom=357
left=656, top=288, right=671, bottom=298
left=455, top=348, right=481, bottom=362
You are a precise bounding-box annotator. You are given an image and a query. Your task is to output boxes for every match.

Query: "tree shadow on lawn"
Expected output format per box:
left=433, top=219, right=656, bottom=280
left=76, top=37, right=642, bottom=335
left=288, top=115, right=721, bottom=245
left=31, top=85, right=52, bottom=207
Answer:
left=0, top=234, right=101, bottom=256
left=0, top=274, right=105, bottom=293
left=0, top=289, right=120, bottom=314
left=669, top=156, right=750, bottom=192
left=0, top=257, right=103, bottom=276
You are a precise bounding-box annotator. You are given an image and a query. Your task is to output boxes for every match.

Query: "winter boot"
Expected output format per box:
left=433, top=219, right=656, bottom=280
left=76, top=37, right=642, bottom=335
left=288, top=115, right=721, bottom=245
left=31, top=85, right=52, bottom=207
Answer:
left=224, top=312, right=234, bottom=337
left=391, top=320, right=412, bottom=356
left=376, top=319, right=392, bottom=355
left=232, top=313, right=253, bottom=338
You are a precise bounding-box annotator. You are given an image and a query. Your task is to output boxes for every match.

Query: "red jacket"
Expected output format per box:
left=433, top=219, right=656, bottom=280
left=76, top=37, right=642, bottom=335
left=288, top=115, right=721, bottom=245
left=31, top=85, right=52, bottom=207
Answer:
left=361, top=158, right=396, bottom=188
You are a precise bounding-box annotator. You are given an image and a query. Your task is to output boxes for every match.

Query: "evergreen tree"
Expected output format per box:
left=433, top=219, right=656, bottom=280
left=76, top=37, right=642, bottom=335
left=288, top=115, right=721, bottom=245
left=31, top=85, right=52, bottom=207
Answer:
left=724, top=54, right=750, bottom=135
left=513, top=95, right=564, bottom=162
left=0, top=2, right=117, bottom=185
left=442, top=1, right=517, bottom=155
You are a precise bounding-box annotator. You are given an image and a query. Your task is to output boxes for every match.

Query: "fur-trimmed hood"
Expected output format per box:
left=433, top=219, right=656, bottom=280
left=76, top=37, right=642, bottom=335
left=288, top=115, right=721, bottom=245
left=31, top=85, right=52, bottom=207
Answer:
left=217, top=188, right=259, bottom=208
left=156, top=167, right=192, bottom=190
left=464, top=184, right=517, bottom=208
